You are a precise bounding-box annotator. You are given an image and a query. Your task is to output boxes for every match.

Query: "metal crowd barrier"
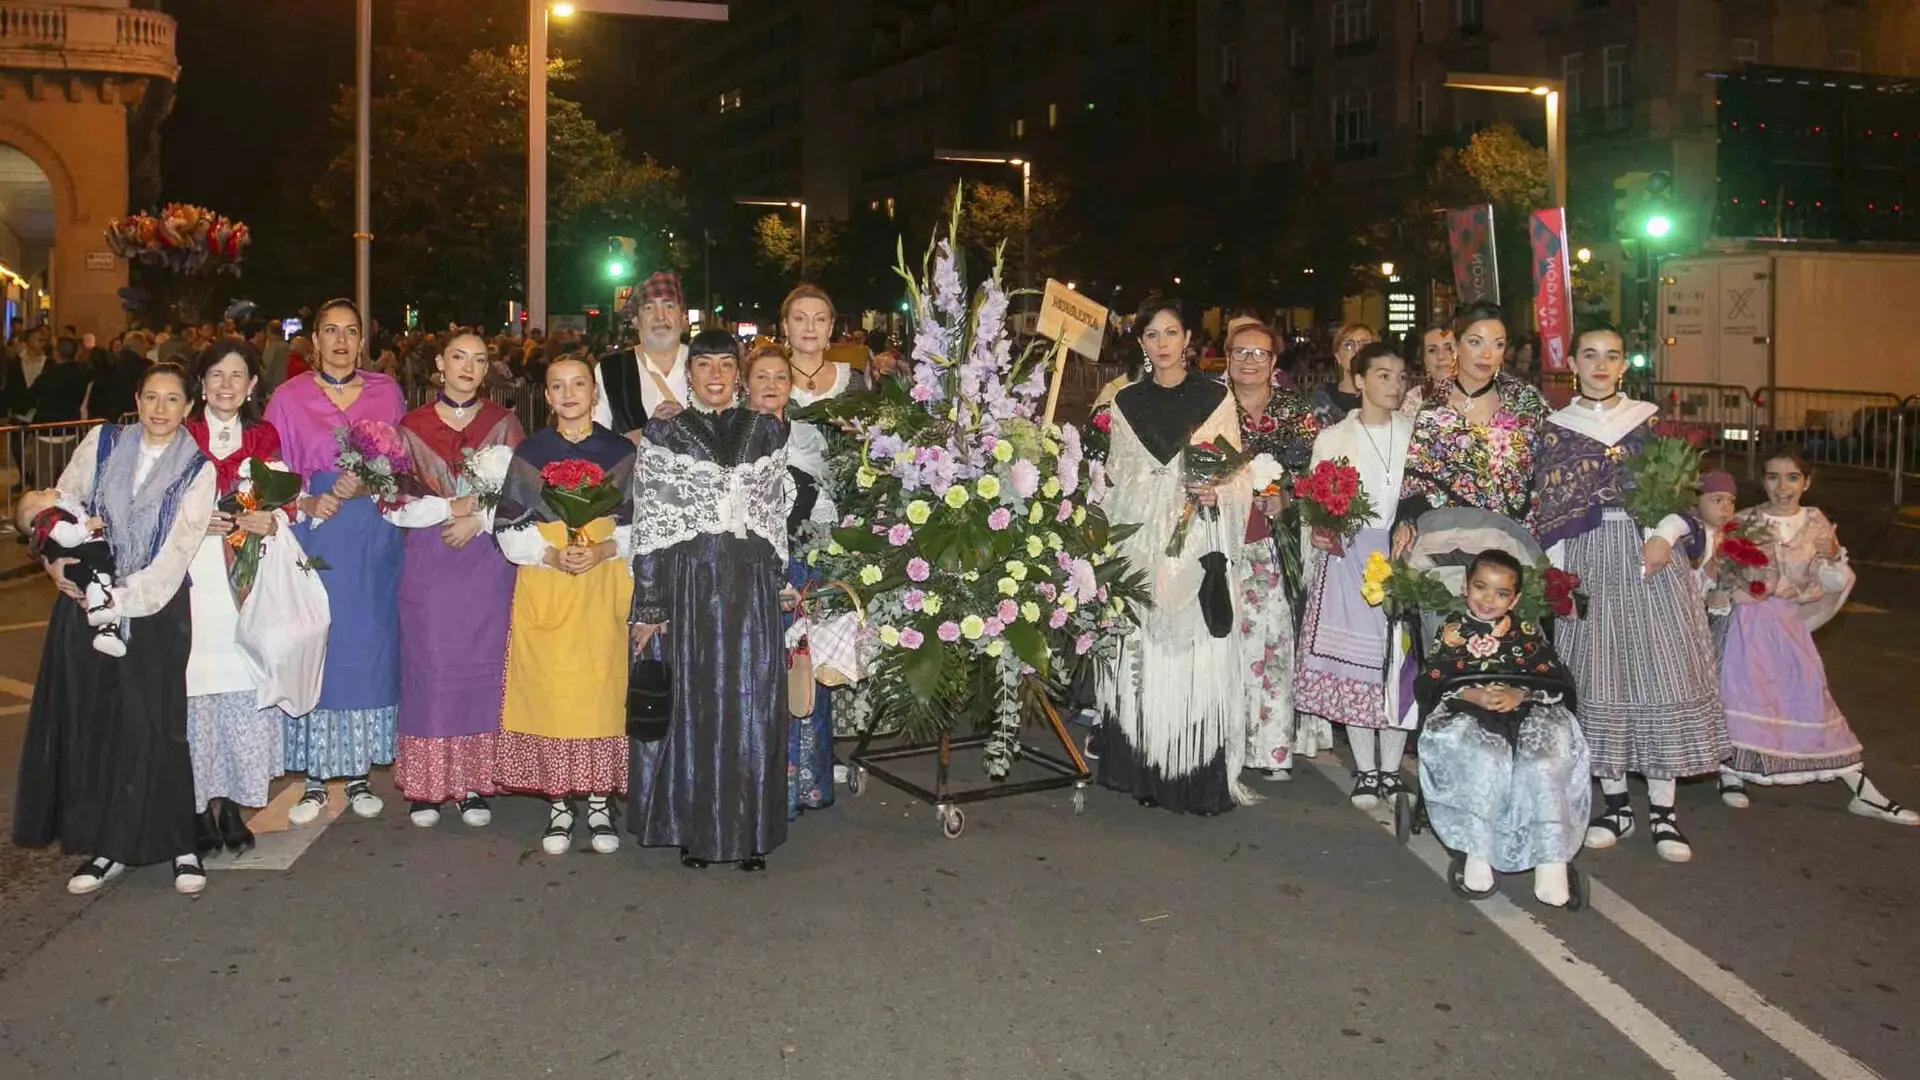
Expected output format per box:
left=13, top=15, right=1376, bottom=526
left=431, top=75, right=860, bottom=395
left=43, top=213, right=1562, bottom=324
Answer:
left=0, top=419, right=107, bottom=538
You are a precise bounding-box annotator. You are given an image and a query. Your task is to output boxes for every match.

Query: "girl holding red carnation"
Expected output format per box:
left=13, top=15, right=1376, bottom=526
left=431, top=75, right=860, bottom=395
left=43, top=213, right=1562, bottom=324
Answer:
left=1712, top=453, right=1915, bottom=824
left=493, top=357, right=637, bottom=855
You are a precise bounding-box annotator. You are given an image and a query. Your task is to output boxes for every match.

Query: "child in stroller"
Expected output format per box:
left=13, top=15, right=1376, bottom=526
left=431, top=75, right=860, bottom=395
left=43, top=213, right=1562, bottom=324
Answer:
left=1393, top=515, right=1592, bottom=910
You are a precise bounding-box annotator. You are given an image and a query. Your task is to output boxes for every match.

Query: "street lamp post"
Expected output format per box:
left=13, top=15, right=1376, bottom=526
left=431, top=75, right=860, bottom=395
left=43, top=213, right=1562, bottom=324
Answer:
left=1443, top=73, right=1568, bottom=211
left=934, top=150, right=1033, bottom=298
left=530, top=1, right=728, bottom=336
left=354, top=0, right=372, bottom=324
left=736, top=198, right=808, bottom=279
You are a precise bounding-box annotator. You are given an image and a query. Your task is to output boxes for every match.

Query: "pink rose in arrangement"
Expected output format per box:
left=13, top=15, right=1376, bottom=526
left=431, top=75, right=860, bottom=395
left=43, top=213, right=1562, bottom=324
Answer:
left=907, top=557, right=931, bottom=582
left=1074, top=633, right=1094, bottom=656
left=841, top=514, right=859, bottom=528
left=987, top=507, right=1012, bottom=531
left=1035, top=582, right=1057, bottom=600
left=1056, top=499, right=1074, bottom=523
left=937, top=621, right=961, bottom=643
left=997, top=599, right=1018, bottom=623
left=1048, top=607, right=1070, bottom=629
left=1009, top=459, right=1041, bottom=499
left=887, top=523, right=913, bottom=546
left=899, top=628, right=927, bottom=649
left=903, top=589, right=926, bottom=612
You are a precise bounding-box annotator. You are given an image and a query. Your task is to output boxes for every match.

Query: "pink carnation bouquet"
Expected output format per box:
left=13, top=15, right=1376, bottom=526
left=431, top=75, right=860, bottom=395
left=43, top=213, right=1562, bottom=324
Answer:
left=319, top=419, right=413, bottom=525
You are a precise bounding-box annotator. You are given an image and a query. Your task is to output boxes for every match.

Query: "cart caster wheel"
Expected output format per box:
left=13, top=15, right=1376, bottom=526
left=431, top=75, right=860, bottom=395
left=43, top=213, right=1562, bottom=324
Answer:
left=847, top=766, right=867, bottom=797
left=1071, top=786, right=1086, bottom=815
left=939, top=805, right=965, bottom=839
left=1393, top=791, right=1413, bottom=844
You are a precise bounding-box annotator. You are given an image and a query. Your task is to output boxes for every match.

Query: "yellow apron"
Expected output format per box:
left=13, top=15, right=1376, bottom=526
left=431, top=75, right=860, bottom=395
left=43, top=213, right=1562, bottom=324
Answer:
left=501, top=517, right=634, bottom=741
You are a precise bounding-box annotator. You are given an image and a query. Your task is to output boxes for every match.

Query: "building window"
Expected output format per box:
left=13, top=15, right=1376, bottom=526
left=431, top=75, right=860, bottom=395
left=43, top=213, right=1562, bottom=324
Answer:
left=1290, top=108, right=1309, bottom=160
left=1332, top=89, right=1376, bottom=157
left=1219, top=123, right=1239, bottom=163
left=1835, top=48, right=1862, bottom=72
left=718, top=88, right=743, bottom=114
left=886, top=197, right=897, bottom=219
left=1561, top=53, right=1583, bottom=112
left=1220, top=42, right=1239, bottom=85
left=1290, top=26, right=1309, bottom=68
left=1010, top=117, right=1026, bottom=139
left=1414, top=81, right=1427, bottom=135
left=1048, top=102, right=1059, bottom=128
left=1457, top=0, right=1483, bottom=32
left=1331, top=0, right=1372, bottom=48
left=1413, top=0, right=1425, bottom=44
left=1603, top=44, right=1629, bottom=107
left=1731, top=38, right=1759, bottom=67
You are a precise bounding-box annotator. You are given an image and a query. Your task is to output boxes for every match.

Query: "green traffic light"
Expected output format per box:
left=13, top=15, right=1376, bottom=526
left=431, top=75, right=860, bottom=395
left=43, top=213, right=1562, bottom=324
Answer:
left=605, top=260, right=630, bottom=279
left=1643, top=214, right=1673, bottom=239
left=1630, top=353, right=1648, bottom=369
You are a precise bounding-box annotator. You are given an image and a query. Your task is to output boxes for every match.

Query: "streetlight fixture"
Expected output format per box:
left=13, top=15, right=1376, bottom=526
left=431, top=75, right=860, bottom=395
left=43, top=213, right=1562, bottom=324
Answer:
left=1443, top=72, right=1568, bottom=211
left=736, top=198, right=809, bottom=279
left=1576, top=246, right=1594, bottom=264
left=934, top=149, right=1034, bottom=298
left=1379, top=261, right=1396, bottom=277
left=530, top=1, right=728, bottom=335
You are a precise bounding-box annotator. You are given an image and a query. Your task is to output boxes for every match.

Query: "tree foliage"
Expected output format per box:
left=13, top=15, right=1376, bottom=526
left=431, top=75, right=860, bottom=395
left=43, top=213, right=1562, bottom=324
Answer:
left=1401, top=123, right=1551, bottom=325
left=301, top=45, right=686, bottom=326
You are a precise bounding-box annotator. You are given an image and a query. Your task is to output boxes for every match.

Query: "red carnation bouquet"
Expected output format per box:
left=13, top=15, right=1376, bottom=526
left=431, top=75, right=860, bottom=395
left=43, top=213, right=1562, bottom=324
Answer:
left=1293, top=458, right=1377, bottom=554
left=539, top=459, right=624, bottom=546
left=1710, top=516, right=1775, bottom=600
left=1542, top=567, right=1588, bottom=619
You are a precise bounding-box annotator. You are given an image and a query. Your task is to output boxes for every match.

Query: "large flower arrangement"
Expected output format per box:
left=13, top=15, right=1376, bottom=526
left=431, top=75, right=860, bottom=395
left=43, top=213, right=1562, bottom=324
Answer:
left=104, top=204, right=251, bottom=277
left=796, top=196, right=1149, bottom=776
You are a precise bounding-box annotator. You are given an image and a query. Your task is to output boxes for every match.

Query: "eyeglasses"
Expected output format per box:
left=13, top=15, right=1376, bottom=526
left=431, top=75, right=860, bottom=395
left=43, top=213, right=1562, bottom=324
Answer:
left=1229, top=347, right=1275, bottom=362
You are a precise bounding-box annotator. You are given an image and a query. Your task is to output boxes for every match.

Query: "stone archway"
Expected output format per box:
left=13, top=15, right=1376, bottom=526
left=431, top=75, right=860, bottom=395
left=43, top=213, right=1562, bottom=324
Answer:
left=0, top=142, right=58, bottom=327
left=0, top=99, right=132, bottom=337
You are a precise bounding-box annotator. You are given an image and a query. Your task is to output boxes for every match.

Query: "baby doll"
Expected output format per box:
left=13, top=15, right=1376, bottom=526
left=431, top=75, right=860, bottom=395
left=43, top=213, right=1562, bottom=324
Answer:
left=16, top=488, right=125, bottom=657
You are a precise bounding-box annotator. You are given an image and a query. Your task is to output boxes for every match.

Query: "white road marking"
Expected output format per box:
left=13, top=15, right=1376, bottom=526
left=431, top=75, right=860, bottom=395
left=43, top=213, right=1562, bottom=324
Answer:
left=1306, top=754, right=1886, bottom=1080
left=0, top=675, right=33, bottom=699
left=0, top=619, right=46, bottom=633
left=1302, top=755, right=1736, bottom=1080
left=1839, top=603, right=1886, bottom=615
left=0, top=703, right=25, bottom=717
left=207, top=781, right=342, bottom=873
left=1589, top=882, right=1886, bottom=1080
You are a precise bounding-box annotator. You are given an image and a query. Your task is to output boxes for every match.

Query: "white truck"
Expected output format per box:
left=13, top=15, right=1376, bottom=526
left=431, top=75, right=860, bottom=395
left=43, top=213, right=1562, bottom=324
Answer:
left=1656, top=249, right=1920, bottom=446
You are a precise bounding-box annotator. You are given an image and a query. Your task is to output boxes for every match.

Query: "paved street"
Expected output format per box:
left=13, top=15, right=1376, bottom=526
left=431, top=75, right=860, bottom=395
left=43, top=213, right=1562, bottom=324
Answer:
left=1, top=551, right=1916, bottom=1080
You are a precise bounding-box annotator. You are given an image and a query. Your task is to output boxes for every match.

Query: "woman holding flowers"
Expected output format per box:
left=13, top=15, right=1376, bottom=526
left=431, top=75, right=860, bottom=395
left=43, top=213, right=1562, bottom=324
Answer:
left=1534, top=325, right=1724, bottom=863
left=181, top=340, right=287, bottom=857
left=387, top=331, right=525, bottom=829
left=1713, top=452, right=1915, bottom=824
left=1294, top=343, right=1415, bottom=807
left=743, top=344, right=836, bottom=817
left=264, top=298, right=408, bottom=826
left=1224, top=320, right=1323, bottom=779
left=1096, top=297, right=1256, bottom=815
left=15, top=362, right=217, bottom=895
left=494, top=357, right=635, bottom=855
left=628, top=331, right=792, bottom=869
left=1395, top=303, right=1549, bottom=545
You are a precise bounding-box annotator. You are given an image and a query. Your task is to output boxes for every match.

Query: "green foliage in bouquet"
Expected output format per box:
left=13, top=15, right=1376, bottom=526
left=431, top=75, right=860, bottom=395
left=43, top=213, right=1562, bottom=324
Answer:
left=1622, top=434, right=1703, bottom=529
left=795, top=189, right=1150, bottom=776
left=218, top=458, right=304, bottom=603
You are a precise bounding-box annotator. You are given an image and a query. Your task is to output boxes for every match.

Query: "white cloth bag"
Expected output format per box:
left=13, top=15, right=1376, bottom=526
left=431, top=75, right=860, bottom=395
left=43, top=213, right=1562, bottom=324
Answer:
left=236, top=527, right=331, bottom=714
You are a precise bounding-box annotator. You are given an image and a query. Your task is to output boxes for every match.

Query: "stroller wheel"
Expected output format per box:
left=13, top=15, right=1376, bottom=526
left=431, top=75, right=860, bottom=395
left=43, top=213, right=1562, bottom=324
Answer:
left=1447, top=852, right=1497, bottom=902
left=1411, top=791, right=1429, bottom=835
left=1393, top=791, right=1413, bottom=844
left=1565, top=863, right=1590, bottom=913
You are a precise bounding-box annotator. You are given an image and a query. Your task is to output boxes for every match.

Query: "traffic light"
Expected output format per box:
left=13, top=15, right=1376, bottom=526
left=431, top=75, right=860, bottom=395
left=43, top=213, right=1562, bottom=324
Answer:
left=1642, top=171, right=1675, bottom=239
left=604, top=236, right=637, bottom=281
left=1613, top=172, right=1678, bottom=243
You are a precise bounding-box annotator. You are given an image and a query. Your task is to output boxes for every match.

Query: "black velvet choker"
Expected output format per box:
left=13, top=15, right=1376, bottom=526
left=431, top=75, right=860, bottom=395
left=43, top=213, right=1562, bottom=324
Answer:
left=317, top=367, right=359, bottom=386
left=1454, top=376, right=1496, bottom=399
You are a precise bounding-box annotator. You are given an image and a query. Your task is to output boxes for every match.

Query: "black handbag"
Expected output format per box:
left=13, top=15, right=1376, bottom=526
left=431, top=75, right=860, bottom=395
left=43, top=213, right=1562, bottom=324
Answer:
left=1198, top=551, right=1234, bottom=639
left=626, top=636, right=672, bottom=741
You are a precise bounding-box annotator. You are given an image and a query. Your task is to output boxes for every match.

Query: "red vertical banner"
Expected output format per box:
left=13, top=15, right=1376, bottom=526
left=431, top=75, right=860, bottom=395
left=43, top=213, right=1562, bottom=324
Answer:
left=1529, top=207, right=1574, bottom=374
left=1447, top=204, right=1499, bottom=306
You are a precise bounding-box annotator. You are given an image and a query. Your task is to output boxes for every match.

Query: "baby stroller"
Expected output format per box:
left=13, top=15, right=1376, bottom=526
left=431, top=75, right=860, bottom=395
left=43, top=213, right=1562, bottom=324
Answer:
left=1385, top=507, right=1591, bottom=910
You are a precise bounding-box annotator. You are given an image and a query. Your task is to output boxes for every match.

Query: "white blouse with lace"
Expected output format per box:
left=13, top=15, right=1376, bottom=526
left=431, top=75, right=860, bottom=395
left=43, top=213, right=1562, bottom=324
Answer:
left=56, top=427, right=217, bottom=619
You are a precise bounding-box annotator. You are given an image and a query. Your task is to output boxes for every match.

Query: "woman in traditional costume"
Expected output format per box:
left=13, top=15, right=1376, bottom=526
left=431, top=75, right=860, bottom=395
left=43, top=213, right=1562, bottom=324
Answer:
left=628, top=331, right=792, bottom=869
left=494, top=357, right=635, bottom=854
left=181, top=341, right=287, bottom=857
left=743, top=344, right=835, bottom=817
left=264, top=298, right=407, bottom=825
left=1223, top=320, right=1322, bottom=780
left=1714, top=452, right=1915, bottom=824
left=782, top=284, right=866, bottom=412
left=1534, top=326, right=1725, bottom=863
left=388, top=332, right=525, bottom=828
left=14, top=362, right=217, bottom=894
left=1294, top=343, right=1414, bottom=807
left=1398, top=322, right=1456, bottom=418
left=1395, top=303, right=1549, bottom=544
left=1417, top=551, right=1591, bottom=907
left=1095, top=297, right=1255, bottom=815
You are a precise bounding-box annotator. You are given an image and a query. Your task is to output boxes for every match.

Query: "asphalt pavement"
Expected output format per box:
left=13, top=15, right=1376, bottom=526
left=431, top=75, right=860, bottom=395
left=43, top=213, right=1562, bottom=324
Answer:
left=0, top=557, right=1915, bottom=1080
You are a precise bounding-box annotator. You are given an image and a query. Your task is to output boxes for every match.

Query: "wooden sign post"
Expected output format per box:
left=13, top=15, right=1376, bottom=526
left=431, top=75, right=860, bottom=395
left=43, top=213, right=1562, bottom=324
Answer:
left=1035, top=279, right=1109, bottom=426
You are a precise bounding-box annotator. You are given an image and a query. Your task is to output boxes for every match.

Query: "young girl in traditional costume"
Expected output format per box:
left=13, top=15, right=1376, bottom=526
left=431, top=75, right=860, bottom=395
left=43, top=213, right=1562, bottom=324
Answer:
left=1417, top=551, right=1590, bottom=907
left=1294, top=342, right=1413, bottom=807
left=1712, top=452, right=1915, bottom=824
left=1534, top=327, right=1725, bottom=863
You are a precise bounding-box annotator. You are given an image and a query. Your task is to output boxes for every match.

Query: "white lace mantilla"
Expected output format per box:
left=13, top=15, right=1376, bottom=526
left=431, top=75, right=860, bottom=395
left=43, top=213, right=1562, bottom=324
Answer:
left=634, top=441, right=790, bottom=560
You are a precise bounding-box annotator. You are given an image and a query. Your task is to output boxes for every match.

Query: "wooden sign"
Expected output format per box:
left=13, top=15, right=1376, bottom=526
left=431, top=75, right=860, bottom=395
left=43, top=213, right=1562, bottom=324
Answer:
left=85, top=250, right=116, bottom=271
left=1035, top=279, right=1107, bottom=360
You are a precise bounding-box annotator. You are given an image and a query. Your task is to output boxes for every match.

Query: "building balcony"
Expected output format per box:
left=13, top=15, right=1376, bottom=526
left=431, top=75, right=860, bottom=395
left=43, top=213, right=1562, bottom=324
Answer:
left=0, top=2, right=178, bottom=84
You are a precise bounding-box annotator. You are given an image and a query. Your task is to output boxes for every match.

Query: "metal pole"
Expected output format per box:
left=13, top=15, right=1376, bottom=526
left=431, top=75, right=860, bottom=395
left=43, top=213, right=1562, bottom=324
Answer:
left=354, top=0, right=372, bottom=324
left=1895, top=410, right=1906, bottom=507
left=528, top=0, right=548, bottom=337
left=798, top=203, right=808, bottom=280
left=1021, top=161, right=1033, bottom=300
left=704, top=228, right=713, bottom=314
left=1545, top=89, right=1567, bottom=211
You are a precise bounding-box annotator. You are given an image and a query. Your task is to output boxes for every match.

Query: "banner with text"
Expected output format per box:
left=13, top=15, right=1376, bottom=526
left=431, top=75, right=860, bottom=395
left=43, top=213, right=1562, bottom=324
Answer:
left=1447, top=204, right=1500, bottom=307
left=1528, top=207, right=1574, bottom=374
